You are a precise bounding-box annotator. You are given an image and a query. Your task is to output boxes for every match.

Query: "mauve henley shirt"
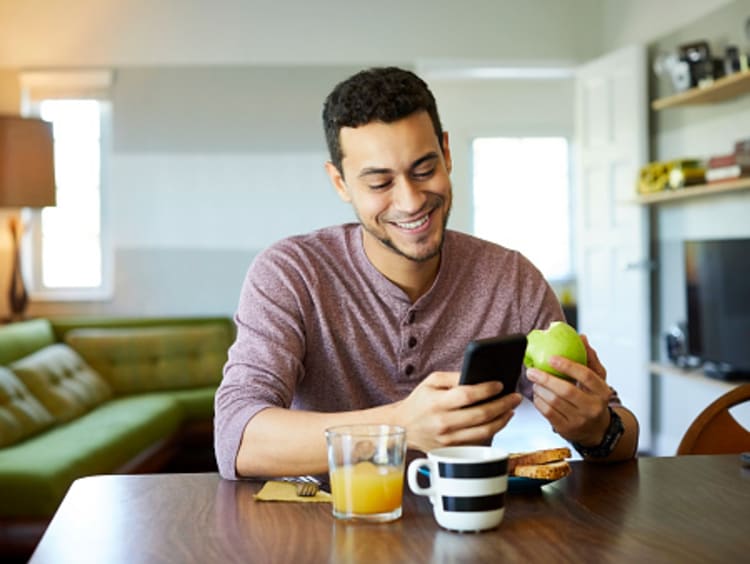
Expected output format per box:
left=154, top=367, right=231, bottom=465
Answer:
left=214, top=224, right=565, bottom=479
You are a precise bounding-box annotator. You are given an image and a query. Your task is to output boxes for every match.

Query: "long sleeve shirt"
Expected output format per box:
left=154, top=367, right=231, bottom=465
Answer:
left=214, top=224, right=565, bottom=479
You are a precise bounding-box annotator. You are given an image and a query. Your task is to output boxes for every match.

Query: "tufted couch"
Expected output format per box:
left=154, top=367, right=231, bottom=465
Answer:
left=0, top=316, right=234, bottom=559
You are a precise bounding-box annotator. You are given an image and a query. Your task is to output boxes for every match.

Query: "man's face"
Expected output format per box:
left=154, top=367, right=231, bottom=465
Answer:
left=326, top=111, right=453, bottom=269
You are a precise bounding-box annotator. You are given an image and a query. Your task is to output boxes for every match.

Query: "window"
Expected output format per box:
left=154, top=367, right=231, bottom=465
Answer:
left=20, top=71, right=113, bottom=300
left=472, top=137, right=572, bottom=281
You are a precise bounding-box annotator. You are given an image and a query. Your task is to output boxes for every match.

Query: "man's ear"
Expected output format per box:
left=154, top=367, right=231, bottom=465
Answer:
left=442, top=132, right=452, bottom=174
left=325, top=161, right=352, bottom=203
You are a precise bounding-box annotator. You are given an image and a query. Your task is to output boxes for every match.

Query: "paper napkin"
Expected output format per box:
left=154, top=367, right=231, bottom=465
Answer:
left=254, top=480, right=332, bottom=503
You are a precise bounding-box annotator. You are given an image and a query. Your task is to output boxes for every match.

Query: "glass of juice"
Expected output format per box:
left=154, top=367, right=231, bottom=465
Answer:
left=325, top=424, right=406, bottom=522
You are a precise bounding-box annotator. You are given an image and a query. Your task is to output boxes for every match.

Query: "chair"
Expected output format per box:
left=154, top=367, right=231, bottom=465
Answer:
left=677, top=383, right=750, bottom=455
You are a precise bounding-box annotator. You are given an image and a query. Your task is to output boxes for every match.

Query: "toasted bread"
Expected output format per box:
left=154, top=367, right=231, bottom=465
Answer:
left=508, top=447, right=571, bottom=473
left=513, top=460, right=571, bottom=480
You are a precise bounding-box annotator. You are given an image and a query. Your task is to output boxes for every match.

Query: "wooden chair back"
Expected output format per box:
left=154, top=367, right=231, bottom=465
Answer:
left=677, top=383, right=750, bottom=455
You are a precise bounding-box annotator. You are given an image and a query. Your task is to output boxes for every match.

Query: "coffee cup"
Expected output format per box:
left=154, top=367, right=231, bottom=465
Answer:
left=407, top=446, right=508, bottom=532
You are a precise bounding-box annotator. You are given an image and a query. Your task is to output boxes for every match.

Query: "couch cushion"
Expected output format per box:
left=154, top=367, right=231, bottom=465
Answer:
left=153, top=386, right=217, bottom=420
left=64, top=325, right=228, bottom=394
left=0, top=318, right=57, bottom=365
left=0, top=367, right=56, bottom=447
left=10, top=344, right=113, bottom=422
left=0, top=394, right=182, bottom=517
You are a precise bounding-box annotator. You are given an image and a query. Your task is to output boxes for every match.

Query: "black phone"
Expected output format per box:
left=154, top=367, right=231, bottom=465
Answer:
left=459, top=334, right=528, bottom=404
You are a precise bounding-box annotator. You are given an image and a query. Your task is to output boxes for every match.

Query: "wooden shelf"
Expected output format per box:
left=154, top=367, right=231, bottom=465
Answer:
left=651, top=70, right=750, bottom=110
left=649, top=362, right=741, bottom=390
left=632, top=176, right=750, bottom=205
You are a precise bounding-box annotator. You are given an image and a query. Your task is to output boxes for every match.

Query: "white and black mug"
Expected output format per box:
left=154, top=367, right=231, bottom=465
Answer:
left=407, top=446, right=509, bottom=532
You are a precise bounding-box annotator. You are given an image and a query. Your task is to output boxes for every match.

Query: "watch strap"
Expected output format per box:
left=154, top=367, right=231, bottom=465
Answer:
left=572, top=406, right=624, bottom=459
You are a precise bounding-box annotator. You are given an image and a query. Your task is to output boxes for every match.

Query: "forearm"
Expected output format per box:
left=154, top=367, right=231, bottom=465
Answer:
left=235, top=403, right=399, bottom=477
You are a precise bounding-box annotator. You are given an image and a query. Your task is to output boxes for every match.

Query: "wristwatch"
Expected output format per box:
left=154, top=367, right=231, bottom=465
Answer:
left=572, top=407, right=624, bottom=459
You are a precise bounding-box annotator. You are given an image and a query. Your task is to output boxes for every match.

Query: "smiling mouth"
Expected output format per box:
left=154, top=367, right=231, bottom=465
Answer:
left=394, top=214, right=430, bottom=230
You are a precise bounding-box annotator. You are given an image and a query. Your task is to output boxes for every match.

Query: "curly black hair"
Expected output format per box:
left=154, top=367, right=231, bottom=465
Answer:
left=322, top=67, right=444, bottom=175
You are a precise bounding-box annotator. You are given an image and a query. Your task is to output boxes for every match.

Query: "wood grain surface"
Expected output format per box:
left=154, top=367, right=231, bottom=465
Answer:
left=30, top=455, right=750, bottom=563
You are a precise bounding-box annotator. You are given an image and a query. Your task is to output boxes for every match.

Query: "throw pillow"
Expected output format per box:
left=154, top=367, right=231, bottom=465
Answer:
left=10, top=344, right=113, bottom=422
left=0, top=367, right=56, bottom=447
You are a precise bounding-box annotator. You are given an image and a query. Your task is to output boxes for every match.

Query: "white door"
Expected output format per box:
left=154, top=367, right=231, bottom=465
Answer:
left=575, top=45, right=651, bottom=452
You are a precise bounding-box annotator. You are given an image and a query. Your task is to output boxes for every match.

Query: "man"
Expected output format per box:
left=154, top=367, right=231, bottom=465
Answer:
left=214, top=67, right=638, bottom=480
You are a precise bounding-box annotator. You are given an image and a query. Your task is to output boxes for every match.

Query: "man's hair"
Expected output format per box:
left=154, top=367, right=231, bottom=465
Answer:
left=322, top=67, right=444, bottom=175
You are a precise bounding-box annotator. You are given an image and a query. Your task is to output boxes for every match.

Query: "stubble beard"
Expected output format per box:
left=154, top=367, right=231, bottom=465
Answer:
left=358, top=196, right=451, bottom=264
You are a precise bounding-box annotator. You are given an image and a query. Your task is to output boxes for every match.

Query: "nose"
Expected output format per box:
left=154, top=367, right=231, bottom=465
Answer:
left=393, top=177, right=425, bottom=214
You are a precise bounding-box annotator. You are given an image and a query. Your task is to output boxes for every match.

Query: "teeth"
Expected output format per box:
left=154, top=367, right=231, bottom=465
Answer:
left=397, top=215, right=429, bottom=230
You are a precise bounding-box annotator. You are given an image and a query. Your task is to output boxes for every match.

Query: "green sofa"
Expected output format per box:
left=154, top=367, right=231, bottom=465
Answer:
left=0, top=316, right=234, bottom=559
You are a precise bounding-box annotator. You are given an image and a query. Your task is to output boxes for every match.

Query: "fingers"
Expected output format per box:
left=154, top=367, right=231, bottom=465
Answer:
left=580, top=334, right=607, bottom=380
left=431, top=394, right=521, bottom=446
left=539, top=354, right=608, bottom=397
left=422, top=371, right=461, bottom=389
left=528, top=365, right=610, bottom=443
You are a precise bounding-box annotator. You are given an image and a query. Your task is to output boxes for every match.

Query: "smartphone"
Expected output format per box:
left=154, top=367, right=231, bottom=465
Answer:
left=459, top=334, right=528, bottom=404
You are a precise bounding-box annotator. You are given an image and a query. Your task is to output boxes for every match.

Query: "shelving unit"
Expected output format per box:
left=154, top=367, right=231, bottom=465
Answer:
left=640, top=71, right=750, bottom=205
left=651, top=70, right=750, bottom=110
left=633, top=176, right=750, bottom=205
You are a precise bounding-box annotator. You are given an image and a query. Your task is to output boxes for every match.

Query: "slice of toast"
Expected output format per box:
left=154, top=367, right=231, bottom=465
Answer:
left=508, top=447, right=571, bottom=473
left=512, top=460, right=571, bottom=481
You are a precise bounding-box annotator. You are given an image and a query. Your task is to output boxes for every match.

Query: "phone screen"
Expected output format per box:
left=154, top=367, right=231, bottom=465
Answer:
left=459, top=334, right=528, bottom=403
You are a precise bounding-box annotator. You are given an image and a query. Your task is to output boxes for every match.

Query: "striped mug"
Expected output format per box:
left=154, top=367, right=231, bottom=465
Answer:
left=407, top=446, right=508, bottom=532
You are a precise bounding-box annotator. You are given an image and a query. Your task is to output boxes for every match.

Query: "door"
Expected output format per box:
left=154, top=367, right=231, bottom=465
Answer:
left=575, top=45, right=651, bottom=452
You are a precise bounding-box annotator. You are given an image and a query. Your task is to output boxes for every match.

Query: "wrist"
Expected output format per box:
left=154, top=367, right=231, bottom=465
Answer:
left=572, top=407, right=624, bottom=459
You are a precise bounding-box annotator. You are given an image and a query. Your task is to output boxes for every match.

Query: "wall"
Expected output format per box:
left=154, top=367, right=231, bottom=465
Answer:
left=0, top=0, right=603, bottom=67
left=646, top=0, right=750, bottom=454
left=601, top=0, right=737, bottom=52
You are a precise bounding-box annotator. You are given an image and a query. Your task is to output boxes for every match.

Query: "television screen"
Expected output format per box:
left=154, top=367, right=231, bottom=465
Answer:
left=684, top=238, right=750, bottom=379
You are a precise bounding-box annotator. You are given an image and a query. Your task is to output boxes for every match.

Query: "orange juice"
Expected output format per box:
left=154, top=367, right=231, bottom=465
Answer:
left=330, top=461, right=404, bottom=514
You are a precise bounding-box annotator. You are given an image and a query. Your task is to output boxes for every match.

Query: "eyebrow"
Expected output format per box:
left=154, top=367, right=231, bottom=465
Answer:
left=357, top=152, right=440, bottom=179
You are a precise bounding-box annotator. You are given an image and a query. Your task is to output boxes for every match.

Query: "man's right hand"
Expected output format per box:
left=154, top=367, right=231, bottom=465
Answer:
left=392, top=371, right=522, bottom=453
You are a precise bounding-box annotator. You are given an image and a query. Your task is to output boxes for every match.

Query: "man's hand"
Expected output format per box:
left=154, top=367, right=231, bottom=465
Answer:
left=393, top=371, right=522, bottom=452
left=525, top=335, right=612, bottom=447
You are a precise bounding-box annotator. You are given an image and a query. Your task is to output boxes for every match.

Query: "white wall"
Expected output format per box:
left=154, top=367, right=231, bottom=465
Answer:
left=0, top=0, right=604, bottom=67
left=600, top=0, right=737, bottom=52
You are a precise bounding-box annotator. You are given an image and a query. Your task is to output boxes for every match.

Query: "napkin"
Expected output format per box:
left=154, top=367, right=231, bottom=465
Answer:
left=254, top=480, right=332, bottom=503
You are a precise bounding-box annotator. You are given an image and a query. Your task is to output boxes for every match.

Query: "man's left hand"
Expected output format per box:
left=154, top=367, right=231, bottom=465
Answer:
left=526, top=335, right=611, bottom=447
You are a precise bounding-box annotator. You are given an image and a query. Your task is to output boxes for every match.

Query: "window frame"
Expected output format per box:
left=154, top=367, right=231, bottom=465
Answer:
left=19, top=71, right=114, bottom=302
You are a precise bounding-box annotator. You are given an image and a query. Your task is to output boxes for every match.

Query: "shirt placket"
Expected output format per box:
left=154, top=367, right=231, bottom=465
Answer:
left=398, top=307, right=422, bottom=381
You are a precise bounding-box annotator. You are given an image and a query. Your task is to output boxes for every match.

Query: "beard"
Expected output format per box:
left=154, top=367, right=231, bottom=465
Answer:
left=357, top=194, right=451, bottom=263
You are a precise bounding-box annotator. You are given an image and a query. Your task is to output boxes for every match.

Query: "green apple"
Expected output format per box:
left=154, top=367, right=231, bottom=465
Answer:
left=524, top=321, right=587, bottom=380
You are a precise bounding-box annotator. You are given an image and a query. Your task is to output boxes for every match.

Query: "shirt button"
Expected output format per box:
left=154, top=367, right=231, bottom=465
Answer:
left=408, top=311, right=416, bottom=324
left=408, top=336, right=418, bottom=348
left=405, top=364, right=415, bottom=376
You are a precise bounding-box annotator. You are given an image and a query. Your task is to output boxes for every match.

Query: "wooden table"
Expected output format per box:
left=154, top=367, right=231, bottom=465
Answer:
left=30, top=455, right=750, bottom=563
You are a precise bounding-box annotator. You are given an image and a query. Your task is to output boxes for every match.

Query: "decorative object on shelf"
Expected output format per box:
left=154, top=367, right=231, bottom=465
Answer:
left=705, top=137, right=750, bottom=183
left=723, top=45, right=749, bottom=76
left=637, top=159, right=705, bottom=195
left=678, top=40, right=727, bottom=88
left=655, top=40, right=744, bottom=96
left=653, top=51, right=692, bottom=93
left=0, top=115, right=56, bottom=320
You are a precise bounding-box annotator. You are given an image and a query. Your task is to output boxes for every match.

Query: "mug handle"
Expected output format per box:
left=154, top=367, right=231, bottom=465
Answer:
left=407, top=458, right=435, bottom=496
